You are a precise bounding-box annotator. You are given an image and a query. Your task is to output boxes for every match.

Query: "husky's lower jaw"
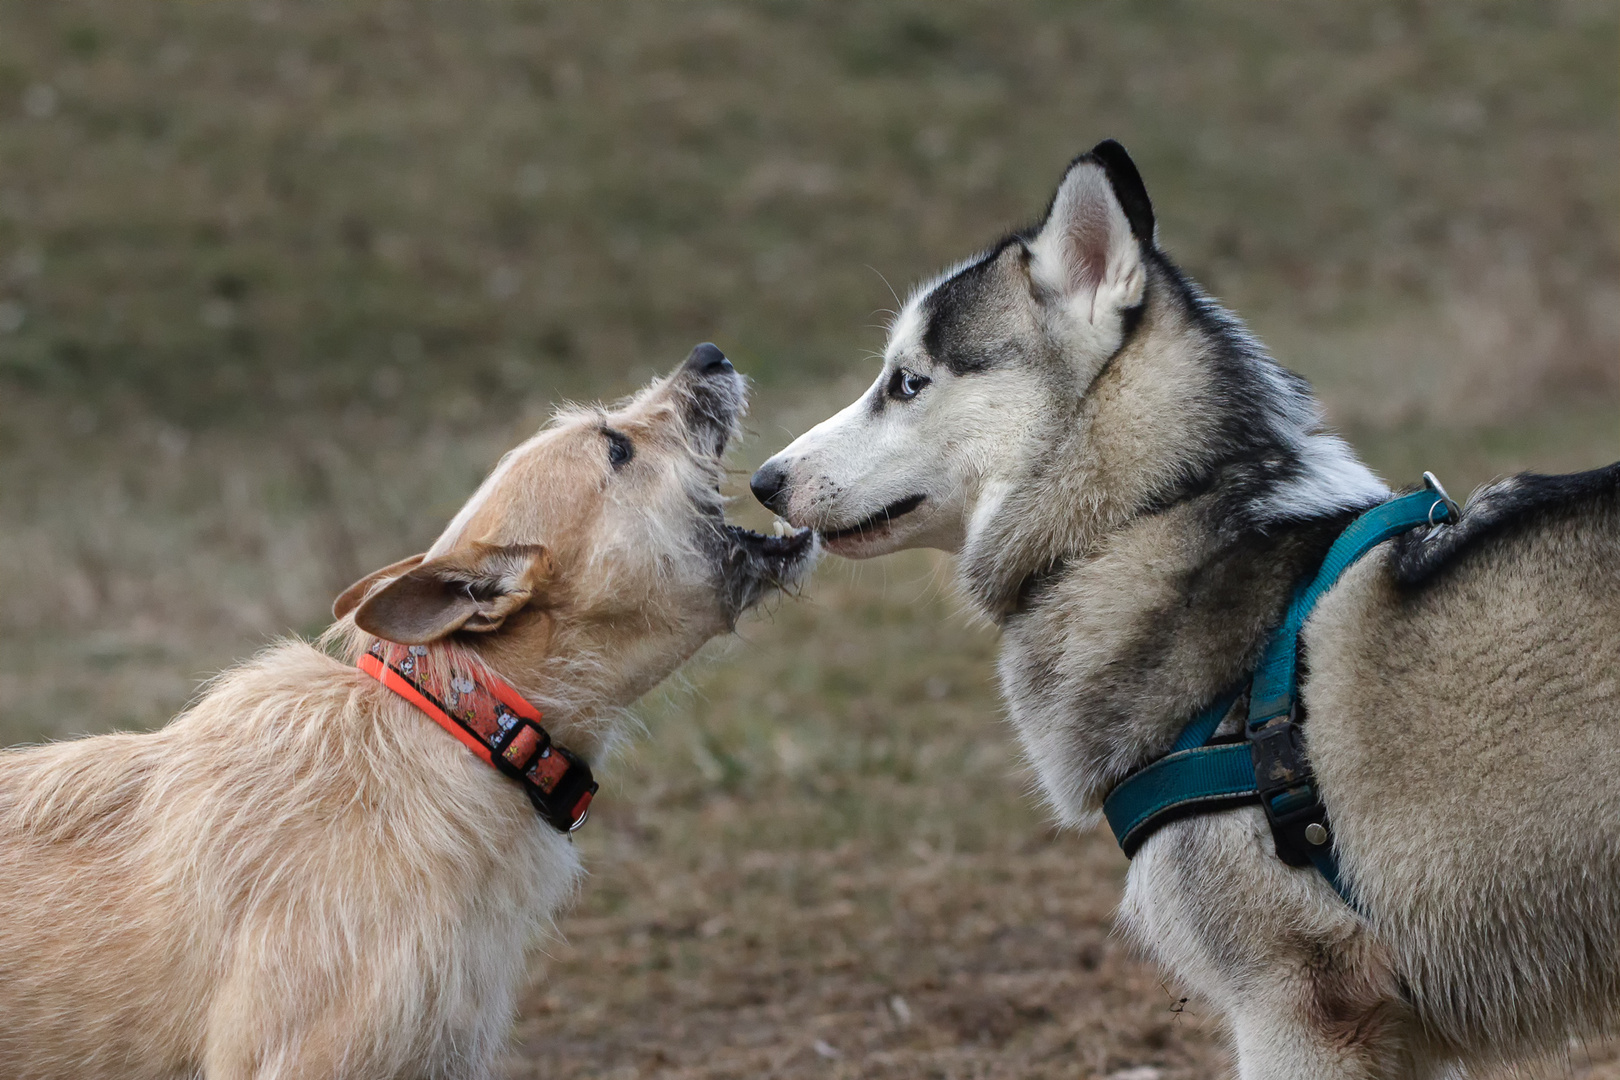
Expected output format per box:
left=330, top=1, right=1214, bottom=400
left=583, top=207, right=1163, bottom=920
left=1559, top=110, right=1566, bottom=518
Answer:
left=815, top=494, right=931, bottom=558
left=719, top=523, right=817, bottom=617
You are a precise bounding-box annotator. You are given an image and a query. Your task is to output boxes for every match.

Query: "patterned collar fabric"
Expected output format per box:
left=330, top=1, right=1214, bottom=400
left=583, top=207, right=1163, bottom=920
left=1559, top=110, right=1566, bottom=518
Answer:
left=358, top=640, right=597, bottom=832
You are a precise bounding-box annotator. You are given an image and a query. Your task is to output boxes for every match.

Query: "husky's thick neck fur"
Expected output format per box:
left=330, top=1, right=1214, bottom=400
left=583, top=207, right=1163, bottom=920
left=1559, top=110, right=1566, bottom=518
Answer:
left=955, top=248, right=1386, bottom=618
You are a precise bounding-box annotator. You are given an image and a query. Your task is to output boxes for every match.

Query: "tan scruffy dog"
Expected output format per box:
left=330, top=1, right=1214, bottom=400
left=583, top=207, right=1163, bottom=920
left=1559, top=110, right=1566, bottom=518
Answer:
left=0, top=345, right=814, bottom=1080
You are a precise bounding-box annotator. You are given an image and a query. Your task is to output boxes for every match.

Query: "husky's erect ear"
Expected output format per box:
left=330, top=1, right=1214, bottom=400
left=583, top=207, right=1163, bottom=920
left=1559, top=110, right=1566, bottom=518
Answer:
left=1028, top=139, right=1154, bottom=322
left=352, top=542, right=553, bottom=645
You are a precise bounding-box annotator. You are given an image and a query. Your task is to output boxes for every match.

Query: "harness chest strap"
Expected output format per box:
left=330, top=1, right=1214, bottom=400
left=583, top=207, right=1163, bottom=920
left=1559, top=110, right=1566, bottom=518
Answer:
left=358, top=640, right=598, bottom=833
left=1103, top=478, right=1459, bottom=900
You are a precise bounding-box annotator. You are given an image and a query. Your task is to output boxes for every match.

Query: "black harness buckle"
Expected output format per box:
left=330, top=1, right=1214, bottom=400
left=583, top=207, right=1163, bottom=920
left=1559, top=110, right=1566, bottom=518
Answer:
left=1249, top=709, right=1332, bottom=868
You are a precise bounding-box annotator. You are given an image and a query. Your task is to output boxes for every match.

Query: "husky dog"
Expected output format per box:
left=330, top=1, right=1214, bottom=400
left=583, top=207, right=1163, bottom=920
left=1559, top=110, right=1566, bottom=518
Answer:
left=0, top=345, right=814, bottom=1080
left=753, top=142, right=1620, bottom=1078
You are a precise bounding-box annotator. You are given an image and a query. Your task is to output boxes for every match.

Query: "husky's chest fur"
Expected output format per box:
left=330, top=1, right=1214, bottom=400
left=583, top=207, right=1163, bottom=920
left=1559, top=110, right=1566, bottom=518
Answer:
left=996, top=500, right=1346, bottom=826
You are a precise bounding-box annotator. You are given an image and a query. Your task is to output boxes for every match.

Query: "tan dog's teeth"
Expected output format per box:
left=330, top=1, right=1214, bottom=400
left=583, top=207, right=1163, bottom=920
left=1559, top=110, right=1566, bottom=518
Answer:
left=772, top=518, right=791, bottom=537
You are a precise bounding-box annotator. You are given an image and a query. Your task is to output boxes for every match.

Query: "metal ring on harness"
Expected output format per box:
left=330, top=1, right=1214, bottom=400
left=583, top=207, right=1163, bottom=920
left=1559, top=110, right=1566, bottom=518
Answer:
left=1423, top=471, right=1461, bottom=527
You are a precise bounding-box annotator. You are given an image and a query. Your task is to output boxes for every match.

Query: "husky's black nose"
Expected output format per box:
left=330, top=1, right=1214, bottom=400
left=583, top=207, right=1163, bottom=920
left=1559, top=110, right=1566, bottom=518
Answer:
left=750, top=460, right=790, bottom=514
left=683, top=342, right=734, bottom=376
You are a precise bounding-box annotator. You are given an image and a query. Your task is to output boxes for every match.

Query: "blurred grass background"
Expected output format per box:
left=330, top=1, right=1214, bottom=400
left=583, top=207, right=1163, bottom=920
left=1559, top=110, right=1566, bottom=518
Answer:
left=0, top=2, right=1616, bottom=1077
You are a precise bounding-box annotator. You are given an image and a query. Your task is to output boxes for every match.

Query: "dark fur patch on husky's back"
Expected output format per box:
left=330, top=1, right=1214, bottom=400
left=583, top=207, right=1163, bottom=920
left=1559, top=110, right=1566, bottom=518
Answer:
left=1388, top=461, right=1620, bottom=586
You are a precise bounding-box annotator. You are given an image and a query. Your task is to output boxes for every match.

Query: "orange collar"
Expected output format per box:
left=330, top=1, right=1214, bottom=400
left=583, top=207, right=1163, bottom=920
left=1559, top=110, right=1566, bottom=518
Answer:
left=358, top=640, right=597, bottom=832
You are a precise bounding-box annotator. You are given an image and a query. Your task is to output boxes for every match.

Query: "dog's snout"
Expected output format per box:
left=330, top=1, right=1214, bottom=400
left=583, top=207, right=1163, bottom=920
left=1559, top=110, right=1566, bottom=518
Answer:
left=683, top=342, right=734, bottom=377
left=750, top=460, right=790, bottom=514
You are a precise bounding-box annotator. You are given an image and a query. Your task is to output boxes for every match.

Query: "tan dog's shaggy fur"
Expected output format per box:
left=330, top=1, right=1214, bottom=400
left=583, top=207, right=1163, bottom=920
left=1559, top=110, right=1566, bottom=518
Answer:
left=0, top=349, right=812, bottom=1079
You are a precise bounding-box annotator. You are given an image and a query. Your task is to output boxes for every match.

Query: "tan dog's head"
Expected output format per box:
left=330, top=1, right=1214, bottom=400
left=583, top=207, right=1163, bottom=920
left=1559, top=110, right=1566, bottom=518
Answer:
left=332, top=344, right=815, bottom=726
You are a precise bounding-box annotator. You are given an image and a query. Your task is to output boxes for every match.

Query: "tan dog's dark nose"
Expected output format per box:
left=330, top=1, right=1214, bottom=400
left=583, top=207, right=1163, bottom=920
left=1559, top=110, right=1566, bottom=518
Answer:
left=683, top=342, right=733, bottom=376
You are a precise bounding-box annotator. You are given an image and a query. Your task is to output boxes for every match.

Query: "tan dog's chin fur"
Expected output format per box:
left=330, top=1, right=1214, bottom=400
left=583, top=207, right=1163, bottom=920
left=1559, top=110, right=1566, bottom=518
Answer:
left=0, top=350, right=813, bottom=1079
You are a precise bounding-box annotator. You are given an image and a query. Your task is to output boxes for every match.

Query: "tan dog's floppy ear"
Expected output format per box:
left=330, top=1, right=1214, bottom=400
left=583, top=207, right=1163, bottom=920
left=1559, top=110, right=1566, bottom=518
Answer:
left=333, top=553, right=429, bottom=620
left=352, top=542, right=553, bottom=646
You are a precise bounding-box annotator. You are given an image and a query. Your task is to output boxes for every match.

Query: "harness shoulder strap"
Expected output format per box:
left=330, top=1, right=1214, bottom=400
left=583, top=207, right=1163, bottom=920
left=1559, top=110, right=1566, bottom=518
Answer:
left=1247, top=485, right=1455, bottom=725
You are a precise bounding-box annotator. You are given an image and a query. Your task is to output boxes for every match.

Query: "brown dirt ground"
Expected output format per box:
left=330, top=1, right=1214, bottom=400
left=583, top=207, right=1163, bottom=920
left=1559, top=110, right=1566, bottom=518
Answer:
left=515, top=833, right=1223, bottom=1080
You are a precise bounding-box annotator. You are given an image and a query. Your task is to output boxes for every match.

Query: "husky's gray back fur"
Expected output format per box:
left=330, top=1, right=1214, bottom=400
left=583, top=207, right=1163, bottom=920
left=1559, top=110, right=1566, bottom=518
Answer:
left=757, top=140, right=1620, bottom=1077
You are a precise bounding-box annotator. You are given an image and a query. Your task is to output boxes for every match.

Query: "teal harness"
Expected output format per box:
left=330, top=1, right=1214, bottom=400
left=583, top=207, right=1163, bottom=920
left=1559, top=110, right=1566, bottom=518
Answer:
left=1102, top=476, right=1459, bottom=903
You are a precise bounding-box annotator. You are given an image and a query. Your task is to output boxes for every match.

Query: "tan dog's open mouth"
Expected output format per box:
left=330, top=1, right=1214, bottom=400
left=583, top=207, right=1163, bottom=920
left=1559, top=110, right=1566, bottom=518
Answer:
left=673, top=343, right=818, bottom=617
left=717, top=519, right=815, bottom=616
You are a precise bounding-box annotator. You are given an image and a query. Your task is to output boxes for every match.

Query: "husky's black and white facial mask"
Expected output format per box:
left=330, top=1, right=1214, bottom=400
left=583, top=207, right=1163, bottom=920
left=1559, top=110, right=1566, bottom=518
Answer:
left=753, top=140, right=1381, bottom=612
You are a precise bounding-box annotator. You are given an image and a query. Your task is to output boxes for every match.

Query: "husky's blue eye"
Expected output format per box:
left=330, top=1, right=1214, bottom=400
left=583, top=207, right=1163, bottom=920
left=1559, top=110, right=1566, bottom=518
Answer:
left=889, top=368, right=930, bottom=401
left=604, top=428, right=634, bottom=468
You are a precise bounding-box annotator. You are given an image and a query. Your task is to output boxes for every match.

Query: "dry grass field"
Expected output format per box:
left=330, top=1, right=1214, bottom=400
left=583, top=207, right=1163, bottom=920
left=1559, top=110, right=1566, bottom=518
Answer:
left=1, top=3, right=1617, bottom=1077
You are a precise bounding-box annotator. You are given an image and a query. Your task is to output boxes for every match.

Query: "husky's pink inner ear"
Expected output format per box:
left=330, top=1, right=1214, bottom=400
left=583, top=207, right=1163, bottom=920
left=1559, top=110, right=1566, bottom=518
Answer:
left=1063, top=186, right=1116, bottom=296
left=1033, top=158, right=1143, bottom=320
left=353, top=543, right=553, bottom=645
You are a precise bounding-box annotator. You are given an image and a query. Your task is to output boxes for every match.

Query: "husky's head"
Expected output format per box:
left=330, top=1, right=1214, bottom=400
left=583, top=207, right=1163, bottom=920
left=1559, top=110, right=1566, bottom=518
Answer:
left=753, top=140, right=1382, bottom=614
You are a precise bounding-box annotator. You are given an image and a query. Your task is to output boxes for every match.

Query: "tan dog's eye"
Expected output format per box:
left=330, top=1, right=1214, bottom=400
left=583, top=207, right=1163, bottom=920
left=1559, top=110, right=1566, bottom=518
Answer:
left=604, top=428, right=634, bottom=469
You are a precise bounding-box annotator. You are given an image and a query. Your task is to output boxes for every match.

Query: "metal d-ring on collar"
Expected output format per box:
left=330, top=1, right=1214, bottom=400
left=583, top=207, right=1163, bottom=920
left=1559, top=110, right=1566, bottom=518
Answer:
left=1102, top=475, right=1459, bottom=906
